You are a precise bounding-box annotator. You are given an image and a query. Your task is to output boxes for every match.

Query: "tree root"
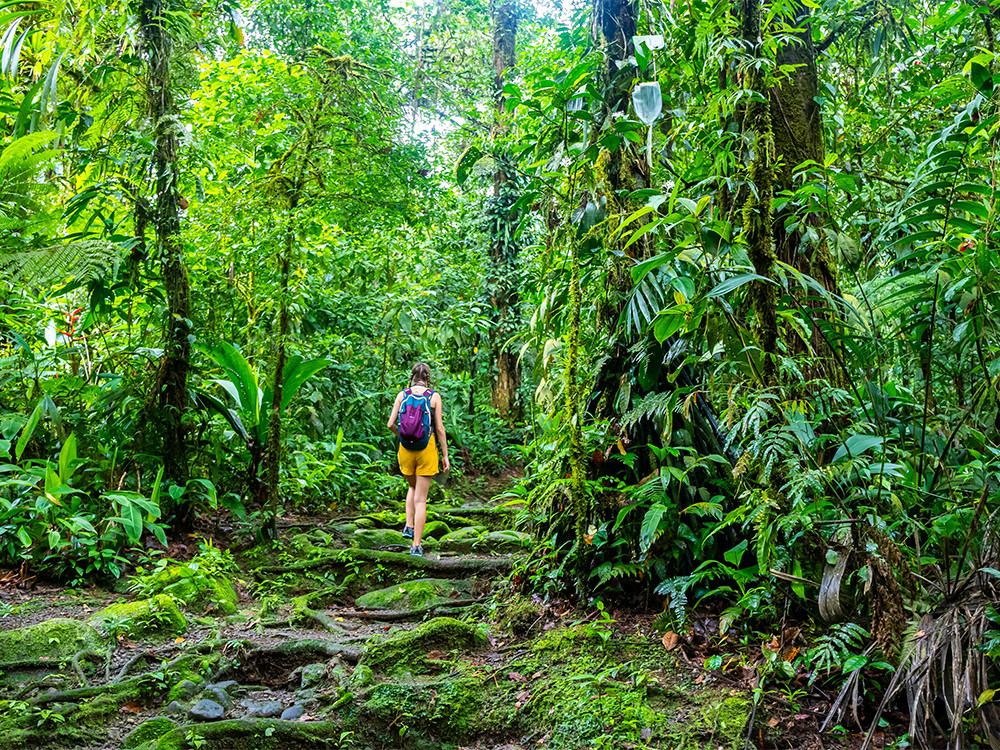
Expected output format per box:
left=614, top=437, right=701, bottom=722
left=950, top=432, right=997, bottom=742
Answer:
left=113, top=652, right=159, bottom=683
left=31, top=652, right=198, bottom=705
left=71, top=650, right=102, bottom=688
left=157, top=719, right=342, bottom=747
left=255, top=547, right=513, bottom=579
left=349, top=599, right=482, bottom=622
left=14, top=675, right=68, bottom=700
left=31, top=673, right=150, bottom=705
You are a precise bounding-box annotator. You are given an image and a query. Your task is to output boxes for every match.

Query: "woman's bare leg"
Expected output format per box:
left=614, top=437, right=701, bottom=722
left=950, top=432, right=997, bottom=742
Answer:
left=412, top=475, right=433, bottom=547
left=404, top=473, right=416, bottom=530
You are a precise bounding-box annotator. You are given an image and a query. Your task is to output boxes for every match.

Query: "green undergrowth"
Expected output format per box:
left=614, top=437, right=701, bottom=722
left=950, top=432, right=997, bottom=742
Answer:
left=132, top=564, right=238, bottom=616
left=0, top=651, right=222, bottom=750
left=479, top=624, right=749, bottom=750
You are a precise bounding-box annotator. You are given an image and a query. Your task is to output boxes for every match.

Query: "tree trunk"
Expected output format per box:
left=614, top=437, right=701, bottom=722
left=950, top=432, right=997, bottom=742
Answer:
left=489, top=0, right=521, bottom=422
left=593, top=0, right=642, bottom=194
left=742, top=0, right=779, bottom=383
left=768, top=1, right=840, bottom=355
left=261, top=91, right=329, bottom=531
left=593, top=0, right=648, bottom=334
left=566, top=236, right=588, bottom=594
left=141, top=0, right=191, bottom=491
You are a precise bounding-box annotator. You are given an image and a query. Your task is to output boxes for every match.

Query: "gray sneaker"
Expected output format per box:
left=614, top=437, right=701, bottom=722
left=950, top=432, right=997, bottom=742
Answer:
left=402, top=525, right=414, bottom=539
left=409, top=545, right=423, bottom=557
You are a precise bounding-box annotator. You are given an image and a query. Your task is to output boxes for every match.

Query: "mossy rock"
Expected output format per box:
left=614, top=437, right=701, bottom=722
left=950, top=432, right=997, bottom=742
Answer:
left=89, top=594, right=187, bottom=638
left=167, top=674, right=204, bottom=702
left=355, top=517, right=375, bottom=529
left=143, top=565, right=238, bottom=615
left=438, top=527, right=530, bottom=554
left=288, top=534, right=318, bottom=555
left=352, top=528, right=438, bottom=551
left=0, top=617, right=104, bottom=666
left=362, top=674, right=482, bottom=741
left=355, top=578, right=472, bottom=611
left=352, top=528, right=406, bottom=549
left=330, top=522, right=358, bottom=537
left=347, top=664, right=374, bottom=690
left=421, top=520, right=452, bottom=539
left=361, top=617, right=486, bottom=674
left=436, top=525, right=486, bottom=544
left=306, top=529, right=332, bottom=545
left=123, top=717, right=176, bottom=748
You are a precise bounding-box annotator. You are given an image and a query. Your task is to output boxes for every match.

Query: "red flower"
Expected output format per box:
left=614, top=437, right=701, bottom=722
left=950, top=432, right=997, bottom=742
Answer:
left=958, top=239, right=975, bottom=254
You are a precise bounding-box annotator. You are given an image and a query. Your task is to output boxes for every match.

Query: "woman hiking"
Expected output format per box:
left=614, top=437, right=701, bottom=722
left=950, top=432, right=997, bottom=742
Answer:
left=387, top=362, right=450, bottom=556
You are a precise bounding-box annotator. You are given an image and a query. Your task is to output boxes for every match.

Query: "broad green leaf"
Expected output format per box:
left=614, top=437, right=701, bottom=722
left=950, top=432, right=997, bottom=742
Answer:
left=707, top=273, right=777, bottom=298
left=58, top=433, right=76, bottom=482
left=639, top=503, right=669, bottom=555
left=280, top=356, right=330, bottom=410
left=15, top=399, right=42, bottom=460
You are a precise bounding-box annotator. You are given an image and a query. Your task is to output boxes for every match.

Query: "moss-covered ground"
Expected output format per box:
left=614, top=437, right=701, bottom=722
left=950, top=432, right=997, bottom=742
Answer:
left=0, top=486, right=760, bottom=750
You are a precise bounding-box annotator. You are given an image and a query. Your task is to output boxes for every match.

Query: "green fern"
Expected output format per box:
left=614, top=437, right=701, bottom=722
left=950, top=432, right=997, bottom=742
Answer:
left=0, top=240, right=122, bottom=286
left=804, top=621, right=870, bottom=677
left=623, top=390, right=676, bottom=431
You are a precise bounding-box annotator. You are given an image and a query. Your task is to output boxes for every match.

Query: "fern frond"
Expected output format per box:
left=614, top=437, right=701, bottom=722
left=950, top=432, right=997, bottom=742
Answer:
left=623, top=390, right=675, bottom=430
left=0, top=240, right=122, bottom=286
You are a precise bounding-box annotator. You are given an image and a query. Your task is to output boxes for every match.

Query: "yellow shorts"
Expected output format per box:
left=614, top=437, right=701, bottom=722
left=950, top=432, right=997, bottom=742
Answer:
left=398, top=439, right=439, bottom=476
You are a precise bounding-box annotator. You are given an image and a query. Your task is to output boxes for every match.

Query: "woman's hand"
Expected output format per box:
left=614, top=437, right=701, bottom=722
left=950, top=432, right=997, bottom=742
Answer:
left=442, top=455, right=450, bottom=473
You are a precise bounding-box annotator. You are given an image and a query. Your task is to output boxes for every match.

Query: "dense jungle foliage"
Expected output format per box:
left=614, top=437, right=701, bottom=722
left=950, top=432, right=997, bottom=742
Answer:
left=3, top=0, right=1000, bottom=745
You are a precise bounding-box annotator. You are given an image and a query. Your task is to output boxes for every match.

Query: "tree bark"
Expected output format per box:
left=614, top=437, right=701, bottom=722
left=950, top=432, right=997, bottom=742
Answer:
left=593, top=0, right=642, bottom=194
left=592, top=0, right=648, bottom=335
left=742, top=0, right=779, bottom=383
left=768, top=1, right=840, bottom=356
left=141, top=0, right=191, bottom=491
left=489, top=0, right=521, bottom=422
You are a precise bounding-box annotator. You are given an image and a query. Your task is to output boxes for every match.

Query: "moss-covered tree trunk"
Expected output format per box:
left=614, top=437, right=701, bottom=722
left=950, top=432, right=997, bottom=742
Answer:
left=594, top=0, right=641, bottom=196
left=565, top=235, right=588, bottom=593
left=768, top=1, right=839, bottom=356
left=489, top=0, right=521, bottom=422
left=140, top=0, right=191, bottom=491
left=741, top=0, right=779, bottom=383
left=593, top=0, right=646, bottom=329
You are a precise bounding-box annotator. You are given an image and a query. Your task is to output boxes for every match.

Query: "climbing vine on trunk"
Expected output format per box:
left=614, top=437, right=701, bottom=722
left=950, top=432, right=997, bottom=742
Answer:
left=140, top=0, right=192, bottom=497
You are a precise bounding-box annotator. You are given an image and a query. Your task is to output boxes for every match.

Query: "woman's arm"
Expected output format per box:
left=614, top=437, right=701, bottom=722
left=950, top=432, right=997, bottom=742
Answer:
left=432, top=393, right=450, bottom=472
left=387, top=392, right=404, bottom=435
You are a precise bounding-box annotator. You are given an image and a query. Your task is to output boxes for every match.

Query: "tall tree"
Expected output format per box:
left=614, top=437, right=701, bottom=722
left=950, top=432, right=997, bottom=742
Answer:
left=741, top=0, right=779, bottom=383
left=770, top=1, right=837, bottom=293
left=593, top=0, right=640, bottom=196
left=488, top=0, right=521, bottom=422
left=140, top=0, right=193, bottom=489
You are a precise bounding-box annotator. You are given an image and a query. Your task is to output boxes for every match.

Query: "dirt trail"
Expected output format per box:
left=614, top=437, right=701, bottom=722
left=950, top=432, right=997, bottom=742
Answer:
left=0, top=483, right=752, bottom=749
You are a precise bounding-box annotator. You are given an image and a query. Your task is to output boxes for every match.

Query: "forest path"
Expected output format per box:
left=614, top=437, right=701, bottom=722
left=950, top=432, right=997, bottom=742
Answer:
left=0, top=479, right=753, bottom=750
